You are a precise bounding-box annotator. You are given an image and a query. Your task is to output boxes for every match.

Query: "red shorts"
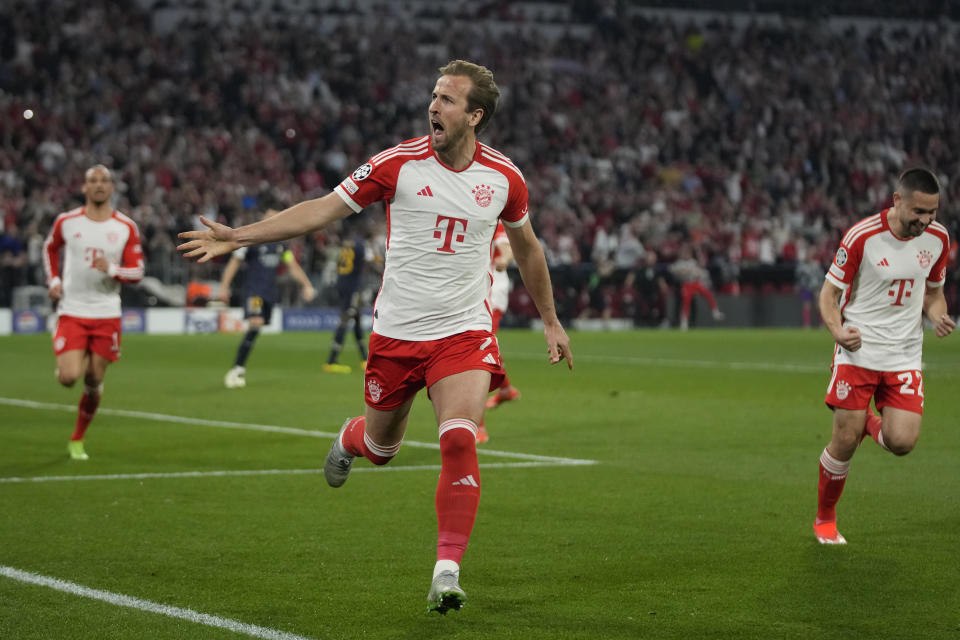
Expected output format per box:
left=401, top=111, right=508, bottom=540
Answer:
left=53, top=315, right=123, bottom=362
left=825, top=364, right=924, bottom=415
left=363, top=330, right=505, bottom=410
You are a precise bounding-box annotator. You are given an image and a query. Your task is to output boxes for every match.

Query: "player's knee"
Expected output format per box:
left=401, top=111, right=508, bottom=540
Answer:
left=57, top=370, right=80, bottom=387
left=884, top=433, right=917, bottom=456
left=833, top=427, right=861, bottom=455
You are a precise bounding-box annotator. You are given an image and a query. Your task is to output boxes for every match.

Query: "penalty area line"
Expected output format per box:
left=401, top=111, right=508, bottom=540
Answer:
left=0, top=564, right=318, bottom=640
left=0, top=460, right=595, bottom=484
left=0, top=396, right=597, bottom=466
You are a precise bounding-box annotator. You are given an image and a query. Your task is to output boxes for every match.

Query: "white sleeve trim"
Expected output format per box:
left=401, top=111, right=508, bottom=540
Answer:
left=502, top=212, right=528, bottom=229
left=334, top=185, right=364, bottom=213
left=824, top=272, right=848, bottom=290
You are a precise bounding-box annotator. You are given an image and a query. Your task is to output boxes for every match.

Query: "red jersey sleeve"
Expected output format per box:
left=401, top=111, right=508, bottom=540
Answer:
left=333, top=137, right=431, bottom=212
left=112, top=216, right=145, bottom=283
left=42, top=215, right=66, bottom=285
left=927, top=225, right=950, bottom=286
left=500, top=172, right=528, bottom=227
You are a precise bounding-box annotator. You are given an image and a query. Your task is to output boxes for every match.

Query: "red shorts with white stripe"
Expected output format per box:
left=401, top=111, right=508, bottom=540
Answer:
left=363, top=330, right=505, bottom=410
left=824, top=363, right=924, bottom=415
left=53, top=315, right=123, bottom=362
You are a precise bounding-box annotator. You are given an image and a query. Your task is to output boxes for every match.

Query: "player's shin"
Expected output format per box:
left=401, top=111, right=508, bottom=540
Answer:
left=816, top=448, right=850, bottom=523
left=341, top=416, right=399, bottom=465
left=435, top=420, right=481, bottom=565
left=71, top=383, right=102, bottom=441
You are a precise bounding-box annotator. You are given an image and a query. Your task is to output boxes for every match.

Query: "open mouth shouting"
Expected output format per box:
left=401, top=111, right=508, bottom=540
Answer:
left=430, top=118, right=446, bottom=144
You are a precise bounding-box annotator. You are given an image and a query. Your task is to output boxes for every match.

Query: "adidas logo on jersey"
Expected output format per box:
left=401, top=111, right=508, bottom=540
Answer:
left=452, top=474, right=479, bottom=487
left=876, top=258, right=890, bottom=266
left=417, top=186, right=434, bottom=197
left=482, top=353, right=498, bottom=365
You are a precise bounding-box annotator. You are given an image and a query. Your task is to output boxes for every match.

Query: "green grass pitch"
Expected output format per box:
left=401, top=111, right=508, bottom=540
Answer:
left=1, top=328, right=959, bottom=639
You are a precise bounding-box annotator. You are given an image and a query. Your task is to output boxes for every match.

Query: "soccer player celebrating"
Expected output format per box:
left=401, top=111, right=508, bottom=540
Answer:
left=478, top=221, right=521, bottom=444
left=43, top=165, right=145, bottom=460
left=179, top=60, right=573, bottom=613
left=220, top=206, right=316, bottom=389
left=814, top=168, right=954, bottom=545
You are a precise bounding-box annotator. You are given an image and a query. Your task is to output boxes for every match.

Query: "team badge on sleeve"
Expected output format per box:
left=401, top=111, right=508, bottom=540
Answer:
left=352, top=163, right=373, bottom=181
left=835, top=247, right=848, bottom=267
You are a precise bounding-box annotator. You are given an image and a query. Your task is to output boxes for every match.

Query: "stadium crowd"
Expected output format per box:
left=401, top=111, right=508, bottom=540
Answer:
left=1, top=0, right=958, bottom=323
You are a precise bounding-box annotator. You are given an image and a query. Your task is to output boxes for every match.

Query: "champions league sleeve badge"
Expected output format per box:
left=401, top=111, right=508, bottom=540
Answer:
left=352, top=163, right=373, bottom=181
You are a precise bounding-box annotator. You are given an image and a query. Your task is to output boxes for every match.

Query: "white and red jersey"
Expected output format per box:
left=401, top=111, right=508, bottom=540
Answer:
left=43, top=207, right=145, bottom=319
left=334, top=136, right=529, bottom=340
left=825, top=210, right=950, bottom=371
left=487, top=221, right=511, bottom=313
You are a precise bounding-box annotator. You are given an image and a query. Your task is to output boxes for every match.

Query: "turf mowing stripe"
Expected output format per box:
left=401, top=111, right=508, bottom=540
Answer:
left=0, top=397, right=597, bottom=466
left=0, top=460, right=595, bottom=484
left=0, top=565, right=318, bottom=640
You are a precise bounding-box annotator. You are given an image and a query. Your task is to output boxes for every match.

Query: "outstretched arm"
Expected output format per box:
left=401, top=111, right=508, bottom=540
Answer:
left=923, top=285, right=956, bottom=338
left=503, top=221, right=573, bottom=370
left=178, top=193, right=354, bottom=263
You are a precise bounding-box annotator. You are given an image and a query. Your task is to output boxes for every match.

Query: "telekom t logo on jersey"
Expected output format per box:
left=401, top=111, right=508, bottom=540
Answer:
left=888, top=278, right=915, bottom=306
left=434, top=215, right=468, bottom=253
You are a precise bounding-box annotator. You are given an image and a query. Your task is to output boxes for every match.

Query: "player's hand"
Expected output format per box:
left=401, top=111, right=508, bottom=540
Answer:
left=48, top=283, right=62, bottom=302
left=92, top=256, right=110, bottom=272
left=301, top=284, right=317, bottom=302
left=836, top=325, right=862, bottom=352
left=177, top=216, right=240, bottom=263
left=544, top=321, right=573, bottom=370
left=933, top=314, right=956, bottom=338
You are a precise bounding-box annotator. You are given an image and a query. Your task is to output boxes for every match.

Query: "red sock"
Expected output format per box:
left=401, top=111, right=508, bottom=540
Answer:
left=70, top=391, right=100, bottom=441
left=816, top=448, right=850, bottom=523
left=435, top=419, right=481, bottom=564
left=340, top=416, right=398, bottom=465
left=862, top=411, right=883, bottom=446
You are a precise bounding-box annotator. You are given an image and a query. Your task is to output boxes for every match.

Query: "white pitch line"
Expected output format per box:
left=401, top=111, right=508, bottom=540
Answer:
left=0, top=460, right=594, bottom=484
left=0, top=565, right=318, bottom=640
left=0, top=397, right=597, bottom=466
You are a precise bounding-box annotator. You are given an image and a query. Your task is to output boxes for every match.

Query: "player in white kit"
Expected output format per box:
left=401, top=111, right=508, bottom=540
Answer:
left=814, top=168, right=954, bottom=545
left=178, top=60, right=573, bottom=613
left=43, top=165, right=145, bottom=460
left=477, top=221, right=521, bottom=444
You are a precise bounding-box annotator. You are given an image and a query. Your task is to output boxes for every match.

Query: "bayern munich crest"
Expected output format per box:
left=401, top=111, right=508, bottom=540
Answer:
left=834, top=247, right=848, bottom=267
left=917, top=249, right=932, bottom=268
left=367, top=378, right=383, bottom=402
left=352, top=163, right=373, bottom=181
left=472, top=184, right=494, bottom=208
left=836, top=380, right=850, bottom=400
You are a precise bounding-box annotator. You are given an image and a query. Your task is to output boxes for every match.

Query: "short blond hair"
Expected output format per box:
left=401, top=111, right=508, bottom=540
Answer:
left=438, top=60, right=500, bottom=134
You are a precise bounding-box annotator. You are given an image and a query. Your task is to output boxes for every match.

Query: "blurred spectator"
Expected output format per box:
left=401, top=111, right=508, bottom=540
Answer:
left=0, top=0, right=957, bottom=320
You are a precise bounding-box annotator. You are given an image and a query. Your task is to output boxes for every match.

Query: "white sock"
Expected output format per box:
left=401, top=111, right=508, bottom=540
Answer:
left=876, top=429, right=890, bottom=452
left=433, top=559, right=459, bottom=579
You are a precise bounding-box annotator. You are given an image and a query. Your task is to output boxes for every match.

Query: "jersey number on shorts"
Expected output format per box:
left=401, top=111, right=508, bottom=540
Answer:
left=897, top=370, right=923, bottom=397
